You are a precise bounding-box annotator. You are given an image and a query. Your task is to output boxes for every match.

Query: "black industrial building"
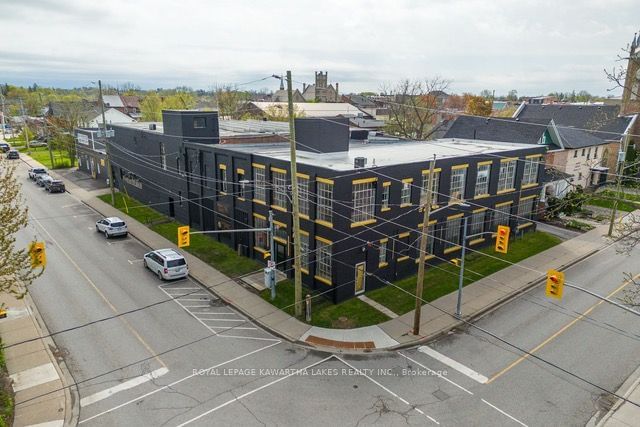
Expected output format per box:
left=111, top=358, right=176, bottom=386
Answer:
left=107, top=110, right=546, bottom=303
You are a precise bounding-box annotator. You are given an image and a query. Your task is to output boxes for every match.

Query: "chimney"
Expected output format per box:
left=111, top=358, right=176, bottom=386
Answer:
left=335, top=82, right=339, bottom=102
left=303, top=83, right=307, bottom=92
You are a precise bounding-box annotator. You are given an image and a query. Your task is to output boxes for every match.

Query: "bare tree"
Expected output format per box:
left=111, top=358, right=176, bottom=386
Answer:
left=604, top=37, right=640, bottom=102
left=0, top=160, right=43, bottom=297
left=381, top=77, right=450, bottom=140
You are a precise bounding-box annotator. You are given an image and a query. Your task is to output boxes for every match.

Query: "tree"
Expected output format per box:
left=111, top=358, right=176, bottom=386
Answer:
left=506, top=90, right=518, bottom=101
left=479, top=89, right=493, bottom=99
left=140, top=92, right=163, bottom=121
left=140, top=91, right=196, bottom=121
left=262, top=104, right=305, bottom=122
left=213, top=85, right=251, bottom=119
left=0, top=160, right=43, bottom=297
left=382, top=77, right=450, bottom=140
left=605, top=42, right=640, bottom=101
left=465, top=95, right=492, bottom=117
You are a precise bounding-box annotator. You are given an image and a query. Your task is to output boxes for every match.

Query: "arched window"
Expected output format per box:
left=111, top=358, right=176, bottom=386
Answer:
left=601, top=148, right=609, bottom=168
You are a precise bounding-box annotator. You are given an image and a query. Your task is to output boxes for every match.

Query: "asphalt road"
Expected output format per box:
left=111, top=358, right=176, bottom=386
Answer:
left=12, top=157, right=640, bottom=426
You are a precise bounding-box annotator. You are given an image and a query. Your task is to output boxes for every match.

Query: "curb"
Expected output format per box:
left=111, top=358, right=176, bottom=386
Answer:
left=587, top=363, right=640, bottom=426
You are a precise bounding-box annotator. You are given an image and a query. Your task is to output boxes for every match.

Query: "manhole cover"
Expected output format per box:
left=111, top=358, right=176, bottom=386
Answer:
left=432, top=390, right=450, bottom=401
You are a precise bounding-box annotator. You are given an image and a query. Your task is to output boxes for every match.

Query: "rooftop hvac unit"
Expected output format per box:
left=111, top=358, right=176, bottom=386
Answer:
left=149, top=124, right=157, bottom=130
left=354, top=157, right=367, bottom=168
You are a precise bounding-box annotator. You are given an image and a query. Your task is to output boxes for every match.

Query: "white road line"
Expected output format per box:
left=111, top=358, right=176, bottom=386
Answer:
left=335, top=356, right=439, bottom=425
left=127, top=259, right=143, bottom=264
left=197, top=313, right=239, bottom=316
left=10, top=363, right=59, bottom=392
left=208, top=326, right=257, bottom=330
left=176, top=299, right=211, bottom=302
left=80, top=368, right=169, bottom=407
left=398, top=352, right=473, bottom=395
left=194, top=318, right=245, bottom=322
left=175, top=356, right=334, bottom=427
left=182, top=305, right=211, bottom=308
left=78, top=341, right=281, bottom=424
left=161, top=287, right=201, bottom=290
left=481, top=399, right=528, bottom=427
left=418, top=346, right=488, bottom=384
left=218, top=335, right=279, bottom=342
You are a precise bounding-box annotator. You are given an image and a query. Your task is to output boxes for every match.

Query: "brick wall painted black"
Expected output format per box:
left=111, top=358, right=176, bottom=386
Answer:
left=162, top=110, right=219, bottom=143
left=295, top=117, right=350, bottom=153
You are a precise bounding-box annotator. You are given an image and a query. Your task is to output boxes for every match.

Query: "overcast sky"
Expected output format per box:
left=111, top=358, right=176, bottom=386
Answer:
left=1, top=0, right=639, bottom=96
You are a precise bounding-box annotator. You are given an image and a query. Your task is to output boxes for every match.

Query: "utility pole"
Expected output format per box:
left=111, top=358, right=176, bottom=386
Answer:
left=286, top=70, right=304, bottom=317
left=413, top=156, right=436, bottom=335
left=99, top=80, right=116, bottom=206
left=608, top=132, right=631, bottom=236
left=20, top=99, right=30, bottom=150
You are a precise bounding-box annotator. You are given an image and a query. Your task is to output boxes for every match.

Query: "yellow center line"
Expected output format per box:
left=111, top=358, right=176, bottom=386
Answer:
left=30, top=214, right=167, bottom=370
left=486, top=272, right=640, bottom=384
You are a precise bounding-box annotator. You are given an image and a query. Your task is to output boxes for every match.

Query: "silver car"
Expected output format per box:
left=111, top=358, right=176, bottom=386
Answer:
left=143, top=249, right=188, bottom=280
left=37, top=175, right=53, bottom=187
left=95, top=217, right=128, bottom=238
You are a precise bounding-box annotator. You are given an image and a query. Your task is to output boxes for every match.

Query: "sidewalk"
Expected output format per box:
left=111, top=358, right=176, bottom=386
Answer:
left=588, top=364, right=640, bottom=426
left=30, top=154, right=613, bottom=352
left=0, top=291, right=75, bottom=426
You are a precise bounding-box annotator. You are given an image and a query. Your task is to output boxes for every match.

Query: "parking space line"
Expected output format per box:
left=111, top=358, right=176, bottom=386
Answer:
left=79, top=341, right=281, bottom=424
left=175, top=355, right=334, bottom=427
left=481, top=399, right=528, bottom=427
left=398, top=352, right=473, bottom=395
left=196, top=319, right=245, bottom=322
left=198, top=313, right=238, bottom=316
left=208, top=326, right=257, bottom=330
left=80, top=368, right=169, bottom=407
left=161, top=287, right=201, bottom=290
left=418, top=346, right=488, bottom=384
left=182, top=305, right=211, bottom=308
left=176, top=299, right=211, bottom=302
left=335, top=356, right=439, bottom=424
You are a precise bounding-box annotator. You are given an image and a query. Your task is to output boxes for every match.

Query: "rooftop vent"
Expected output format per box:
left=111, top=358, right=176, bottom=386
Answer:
left=149, top=123, right=157, bottom=130
left=354, top=157, right=367, bottom=168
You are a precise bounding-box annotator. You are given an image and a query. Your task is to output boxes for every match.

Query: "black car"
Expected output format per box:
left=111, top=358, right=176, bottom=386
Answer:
left=6, top=149, right=19, bottom=159
left=46, top=180, right=65, bottom=193
left=0, top=143, right=9, bottom=153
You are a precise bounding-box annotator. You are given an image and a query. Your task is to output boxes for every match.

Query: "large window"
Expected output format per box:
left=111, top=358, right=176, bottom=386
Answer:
left=397, top=233, right=411, bottom=260
left=317, top=180, right=333, bottom=224
left=497, top=159, right=517, bottom=192
left=315, top=238, right=332, bottom=282
left=522, top=157, right=540, bottom=186
left=379, top=239, right=388, bottom=266
left=299, top=233, right=309, bottom=271
left=415, top=224, right=436, bottom=257
left=253, top=215, right=269, bottom=251
left=444, top=217, right=462, bottom=249
left=493, top=203, right=512, bottom=230
left=253, top=165, right=266, bottom=202
left=219, top=165, right=228, bottom=193
left=401, top=179, right=413, bottom=206
left=272, top=169, right=287, bottom=209
left=381, top=182, right=390, bottom=210
left=352, top=180, right=376, bottom=223
left=237, top=169, right=247, bottom=199
left=518, top=197, right=536, bottom=221
left=450, top=167, right=467, bottom=200
left=297, top=175, right=310, bottom=217
left=474, top=163, right=491, bottom=197
left=160, top=143, right=166, bottom=170
left=421, top=171, right=440, bottom=205
left=193, top=117, right=206, bottom=128
left=469, top=210, right=486, bottom=236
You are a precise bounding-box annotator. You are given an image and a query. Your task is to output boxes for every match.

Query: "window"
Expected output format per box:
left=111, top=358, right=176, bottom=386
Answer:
left=594, top=146, right=598, bottom=158
left=253, top=165, right=266, bottom=202
left=272, top=169, right=287, bottom=209
left=574, top=150, right=578, bottom=158
left=317, top=180, right=333, bottom=224
left=274, top=223, right=287, bottom=242
left=297, top=175, right=310, bottom=217
left=254, top=215, right=269, bottom=251
left=421, top=171, right=440, bottom=205
left=300, top=233, right=309, bottom=270
left=469, top=210, right=486, bottom=236
left=193, top=117, right=206, bottom=128
left=176, top=158, right=181, bottom=174
left=237, top=169, right=247, bottom=198
left=587, top=148, right=591, bottom=160
left=522, top=157, right=540, bottom=186
left=581, top=148, right=586, bottom=156
left=381, top=182, right=390, bottom=210
left=397, top=233, right=411, bottom=260
left=444, top=217, right=462, bottom=249
left=493, top=204, right=511, bottom=230
left=400, top=179, right=413, bottom=206
left=518, top=197, right=536, bottom=221
left=578, top=172, right=582, bottom=180
left=379, top=240, right=388, bottom=266
left=497, top=159, right=517, bottom=192
left=474, top=163, right=491, bottom=197
left=315, top=238, right=332, bottom=282
left=219, top=165, right=228, bottom=193
left=352, top=180, right=376, bottom=223
left=450, top=167, right=467, bottom=200
left=160, top=143, right=166, bottom=170
left=415, top=224, right=435, bottom=257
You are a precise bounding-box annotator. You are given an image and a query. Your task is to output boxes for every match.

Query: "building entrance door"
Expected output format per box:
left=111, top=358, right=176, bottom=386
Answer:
left=354, top=262, right=366, bottom=295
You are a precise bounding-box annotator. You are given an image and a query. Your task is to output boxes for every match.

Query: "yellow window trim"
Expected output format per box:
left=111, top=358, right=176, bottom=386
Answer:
left=447, top=213, right=464, bottom=220
left=495, top=201, right=513, bottom=207
left=469, top=238, right=485, bottom=245
left=352, top=177, right=377, bottom=185
left=219, top=164, right=227, bottom=170
left=525, top=154, right=543, bottom=159
left=220, top=191, right=227, bottom=196
left=497, top=188, right=515, bottom=194
left=517, top=222, right=534, bottom=230
left=415, top=254, right=435, bottom=263
left=473, top=207, right=488, bottom=213
left=380, top=238, right=389, bottom=243
left=382, top=181, right=391, bottom=187
left=317, top=177, right=334, bottom=185
left=400, top=203, right=413, bottom=208
left=296, top=172, right=310, bottom=179
left=238, top=197, right=246, bottom=201
left=379, top=262, right=389, bottom=268
left=301, top=268, right=309, bottom=275
left=315, top=219, right=333, bottom=228
left=252, top=163, right=265, bottom=169
left=273, top=220, right=287, bottom=228
left=253, top=246, right=268, bottom=254
left=315, top=235, right=332, bottom=244
left=452, top=164, right=469, bottom=170
left=253, top=199, right=267, bottom=206
left=397, top=256, right=410, bottom=262
left=422, top=168, right=442, bottom=174
left=381, top=207, right=391, bottom=212
left=402, top=178, right=414, bottom=183
left=500, top=157, right=518, bottom=163
left=398, top=232, right=410, bottom=238
left=444, top=246, right=462, bottom=254
left=253, top=212, right=266, bottom=220
left=474, top=194, right=490, bottom=200
left=237, top=168, right=245, bottom=174
left=521, top=183, right=538, bottom=189
left=271, top=166, right=287, bottom=174
left=418, top=219, right=437, bottom=228
left=299, top=229, right=309, bottom=236
left=315, top=275, right=332, bottom=285
left=350, top=219, right=377, bottom=228
left=299, top=213, right=310, bottom=220
left=270, top=204, right=288, bottom=212
left=520, top=195, right=537, bottom=201
left=274, top=236, right=288, bottom=245
left=477, top=160, right=493, bottom=166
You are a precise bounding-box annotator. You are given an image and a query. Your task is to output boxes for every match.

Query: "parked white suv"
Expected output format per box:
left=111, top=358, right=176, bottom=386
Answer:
left=143, top=249, right=188, bottom=280
left=95, top=217, right=128, bottom=238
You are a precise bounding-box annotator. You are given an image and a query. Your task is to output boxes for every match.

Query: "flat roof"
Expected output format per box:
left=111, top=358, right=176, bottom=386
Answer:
left=115, top=119, right=289, bottom=137
left=215, top=138, right=541, bottom=171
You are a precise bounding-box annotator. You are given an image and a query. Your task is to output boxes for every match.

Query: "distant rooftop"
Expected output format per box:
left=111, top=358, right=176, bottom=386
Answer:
left=115, top=119, right=289, bottom=137
left=250, top=102, right=366, bottom=118
left=215, top=138, right=539, bottom=171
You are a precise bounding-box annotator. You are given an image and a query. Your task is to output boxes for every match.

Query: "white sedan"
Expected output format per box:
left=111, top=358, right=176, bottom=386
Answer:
left=95, top=217, right=128, bottom=238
